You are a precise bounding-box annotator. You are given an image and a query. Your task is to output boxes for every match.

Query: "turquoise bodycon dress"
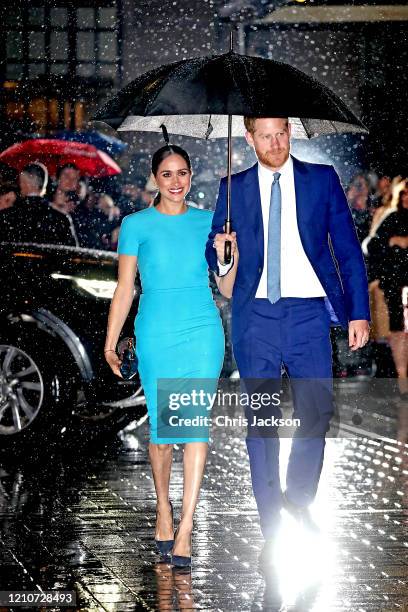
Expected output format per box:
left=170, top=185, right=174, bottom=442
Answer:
left=117, top=205, right=225, bottom=443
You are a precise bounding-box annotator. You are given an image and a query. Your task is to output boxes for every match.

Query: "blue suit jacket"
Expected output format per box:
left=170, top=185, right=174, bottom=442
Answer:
left=206, top=157, right=370, bottom=345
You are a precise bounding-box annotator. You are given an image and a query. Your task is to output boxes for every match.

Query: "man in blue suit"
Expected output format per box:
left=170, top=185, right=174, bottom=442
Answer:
left=206, top=117, right=370, bottom=555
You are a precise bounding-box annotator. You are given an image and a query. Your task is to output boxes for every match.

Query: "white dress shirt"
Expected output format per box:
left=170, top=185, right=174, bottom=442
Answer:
left=218, top=157, right=326, bottom=298
left=256, top=156, right=325, bottom=298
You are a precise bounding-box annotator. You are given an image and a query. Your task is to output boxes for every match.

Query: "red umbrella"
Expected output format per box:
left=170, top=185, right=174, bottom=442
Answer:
left=0, top=139, right=121, bottom=178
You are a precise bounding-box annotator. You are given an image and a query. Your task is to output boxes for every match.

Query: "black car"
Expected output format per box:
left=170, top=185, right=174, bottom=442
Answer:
left=0, top=242, right=145, bottom=449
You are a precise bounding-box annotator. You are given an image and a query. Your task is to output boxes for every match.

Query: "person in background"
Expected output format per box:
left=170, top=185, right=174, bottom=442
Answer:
left=347, top=174, right=371, bottom=244
left=363, top=178, right=404, bottom=347
left=142, top=175, right=158, bottom=207
left=371, top=175, right=391, bottom=209
left=0, top=182, right=18, bottom=212
left=50, top=185, right=80, bottom=246
left=0, top=163, right=77, bottom=246
left=110, top=225, right=120, bottom=251
left=56, top=162, right=81, bottom=194
left=368, top=176, right=402, bottom=237
left=366, top=182, right=408, bottom=399
left=97, top=193, right=121, bottom=224
left=51, top=187, right=80, bottom=215
left=97, top=193, right=121, bottom=250
left=119, top=177, right=147, bottom=214
left=71, top=189, right=109, bottom=250
left=78, top=177, right=90, bottom=204
left=51, top=163, right=81, bottom=213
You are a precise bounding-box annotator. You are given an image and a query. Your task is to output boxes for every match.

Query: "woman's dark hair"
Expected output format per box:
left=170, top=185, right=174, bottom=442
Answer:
left=151, top=145, right=191, bottom=206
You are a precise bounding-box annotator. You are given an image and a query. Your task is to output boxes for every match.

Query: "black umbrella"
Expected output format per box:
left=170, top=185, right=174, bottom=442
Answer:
left=92, top=39, right=367, bottom=262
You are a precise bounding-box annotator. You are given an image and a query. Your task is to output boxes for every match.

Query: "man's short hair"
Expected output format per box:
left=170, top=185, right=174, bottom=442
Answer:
left=243, top=117, right=289, bottom=134
left=56, top=163, right=80, bottom=180
left=21, top=163, right=47, bottom=190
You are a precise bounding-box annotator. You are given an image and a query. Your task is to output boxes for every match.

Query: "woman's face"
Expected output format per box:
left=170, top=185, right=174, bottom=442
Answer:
left=154, top=154, right=191, bottom=204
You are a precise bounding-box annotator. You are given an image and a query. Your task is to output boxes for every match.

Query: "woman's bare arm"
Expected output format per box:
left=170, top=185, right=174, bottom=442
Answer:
left=105, top=254, right=138, bottom=376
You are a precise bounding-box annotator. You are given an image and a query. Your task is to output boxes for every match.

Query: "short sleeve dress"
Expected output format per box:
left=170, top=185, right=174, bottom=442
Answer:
left=118, top=205, right=225, bottom=443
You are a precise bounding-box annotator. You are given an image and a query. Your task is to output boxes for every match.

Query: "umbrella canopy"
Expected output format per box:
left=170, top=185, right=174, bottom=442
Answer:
left=92, top=50, right=367, bottom=138
left=92, top=47, right=367, bottom=263
left=0, top=139, right=121, bottom=178
left=53, top=130, right=128, bottom=156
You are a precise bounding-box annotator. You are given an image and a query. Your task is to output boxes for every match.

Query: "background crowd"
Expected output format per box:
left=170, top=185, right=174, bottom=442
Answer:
left=0, top=157, right=406, bottom=394
left=0, top=160, right=156, bottom=251
left=346, top=172, right=408, bottom=397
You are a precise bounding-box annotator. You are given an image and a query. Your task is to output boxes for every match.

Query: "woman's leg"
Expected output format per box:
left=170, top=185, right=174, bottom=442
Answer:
left=149, top=443, right=174, bottom=540
left=389, top=332, right=408, bottom=395
left=172, top=442, right=208, bottom=557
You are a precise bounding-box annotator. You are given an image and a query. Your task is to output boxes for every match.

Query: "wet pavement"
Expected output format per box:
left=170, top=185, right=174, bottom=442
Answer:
left=0, top=383, right=407, bottom=611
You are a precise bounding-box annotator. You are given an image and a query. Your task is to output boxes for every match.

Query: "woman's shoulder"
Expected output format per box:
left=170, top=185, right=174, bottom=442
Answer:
left=120, top=207, right=155, bottom=226
left=187, top=204, right=213, bottom=219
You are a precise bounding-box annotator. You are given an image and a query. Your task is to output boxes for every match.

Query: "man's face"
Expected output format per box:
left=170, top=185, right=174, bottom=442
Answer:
left=245, top=118, right=291, bottom=170
left=58, top=168, right=80, bottom=192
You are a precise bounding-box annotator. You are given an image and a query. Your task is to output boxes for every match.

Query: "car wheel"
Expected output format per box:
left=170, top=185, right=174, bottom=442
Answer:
left=0, top=333, right=79, bottom=451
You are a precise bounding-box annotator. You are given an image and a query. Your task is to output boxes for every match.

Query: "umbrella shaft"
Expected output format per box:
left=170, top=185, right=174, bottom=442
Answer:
left=227, top=114, right=232, bottom=224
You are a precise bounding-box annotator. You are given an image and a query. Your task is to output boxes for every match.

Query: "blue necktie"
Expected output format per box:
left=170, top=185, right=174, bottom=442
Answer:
left=267, top=172, right=281, bottom=304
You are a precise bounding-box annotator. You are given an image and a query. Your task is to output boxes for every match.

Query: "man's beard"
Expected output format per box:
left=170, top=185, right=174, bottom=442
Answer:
left=257, top=148, right=289, bottom=169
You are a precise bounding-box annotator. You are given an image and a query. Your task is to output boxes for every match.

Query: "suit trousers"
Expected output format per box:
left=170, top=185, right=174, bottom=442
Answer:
left=233, top=297, right=334, bottom=539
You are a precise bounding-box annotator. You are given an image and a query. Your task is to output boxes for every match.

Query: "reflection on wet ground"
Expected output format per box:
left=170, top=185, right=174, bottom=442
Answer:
left=0, top=386, right=407, bottom=611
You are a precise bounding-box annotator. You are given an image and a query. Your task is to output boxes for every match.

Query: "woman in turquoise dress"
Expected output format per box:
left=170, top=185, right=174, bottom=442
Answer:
left=104, top=145, right=237, bottom=568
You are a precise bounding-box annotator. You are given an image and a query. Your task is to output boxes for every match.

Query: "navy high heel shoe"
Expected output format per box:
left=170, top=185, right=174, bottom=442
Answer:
left=155, top=501, right=174, bottom=560
left=171, top=526, right=192, bottom=569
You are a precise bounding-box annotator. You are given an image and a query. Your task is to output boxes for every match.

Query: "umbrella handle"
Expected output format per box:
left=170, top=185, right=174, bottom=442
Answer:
left=224, top=219, right=232, bottom=265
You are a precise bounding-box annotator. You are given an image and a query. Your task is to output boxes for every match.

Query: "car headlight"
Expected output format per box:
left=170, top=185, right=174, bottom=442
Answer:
left=51, top=274, right=117, bottom=298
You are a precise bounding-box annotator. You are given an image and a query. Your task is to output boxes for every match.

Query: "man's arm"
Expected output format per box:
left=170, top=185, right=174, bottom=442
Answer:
left=327, top=167, right=370, bottom=349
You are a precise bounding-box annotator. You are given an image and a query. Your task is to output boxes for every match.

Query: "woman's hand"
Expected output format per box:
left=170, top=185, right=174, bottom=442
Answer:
left=105, top=350, right=123, bottom=378
left=213, top=231, right=239, bottom=264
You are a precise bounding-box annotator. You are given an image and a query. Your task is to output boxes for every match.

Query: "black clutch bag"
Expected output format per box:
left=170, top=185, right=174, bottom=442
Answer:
left=118, top=337, right=138, bottom=380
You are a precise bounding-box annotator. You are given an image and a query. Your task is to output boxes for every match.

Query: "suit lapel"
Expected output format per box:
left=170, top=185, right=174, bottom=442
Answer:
left=243, top=163, right=263, bottom=262
left=240, top=157, right=310, bottom=267
left=292, top=155, right=310, bottom=247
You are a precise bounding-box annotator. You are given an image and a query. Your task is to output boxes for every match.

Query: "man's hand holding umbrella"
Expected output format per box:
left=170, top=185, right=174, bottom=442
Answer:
left=213, top=230, right=238, bottom=265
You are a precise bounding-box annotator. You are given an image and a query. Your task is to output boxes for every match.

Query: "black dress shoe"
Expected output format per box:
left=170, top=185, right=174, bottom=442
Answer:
left=282, top=492, right=320, bottom=533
